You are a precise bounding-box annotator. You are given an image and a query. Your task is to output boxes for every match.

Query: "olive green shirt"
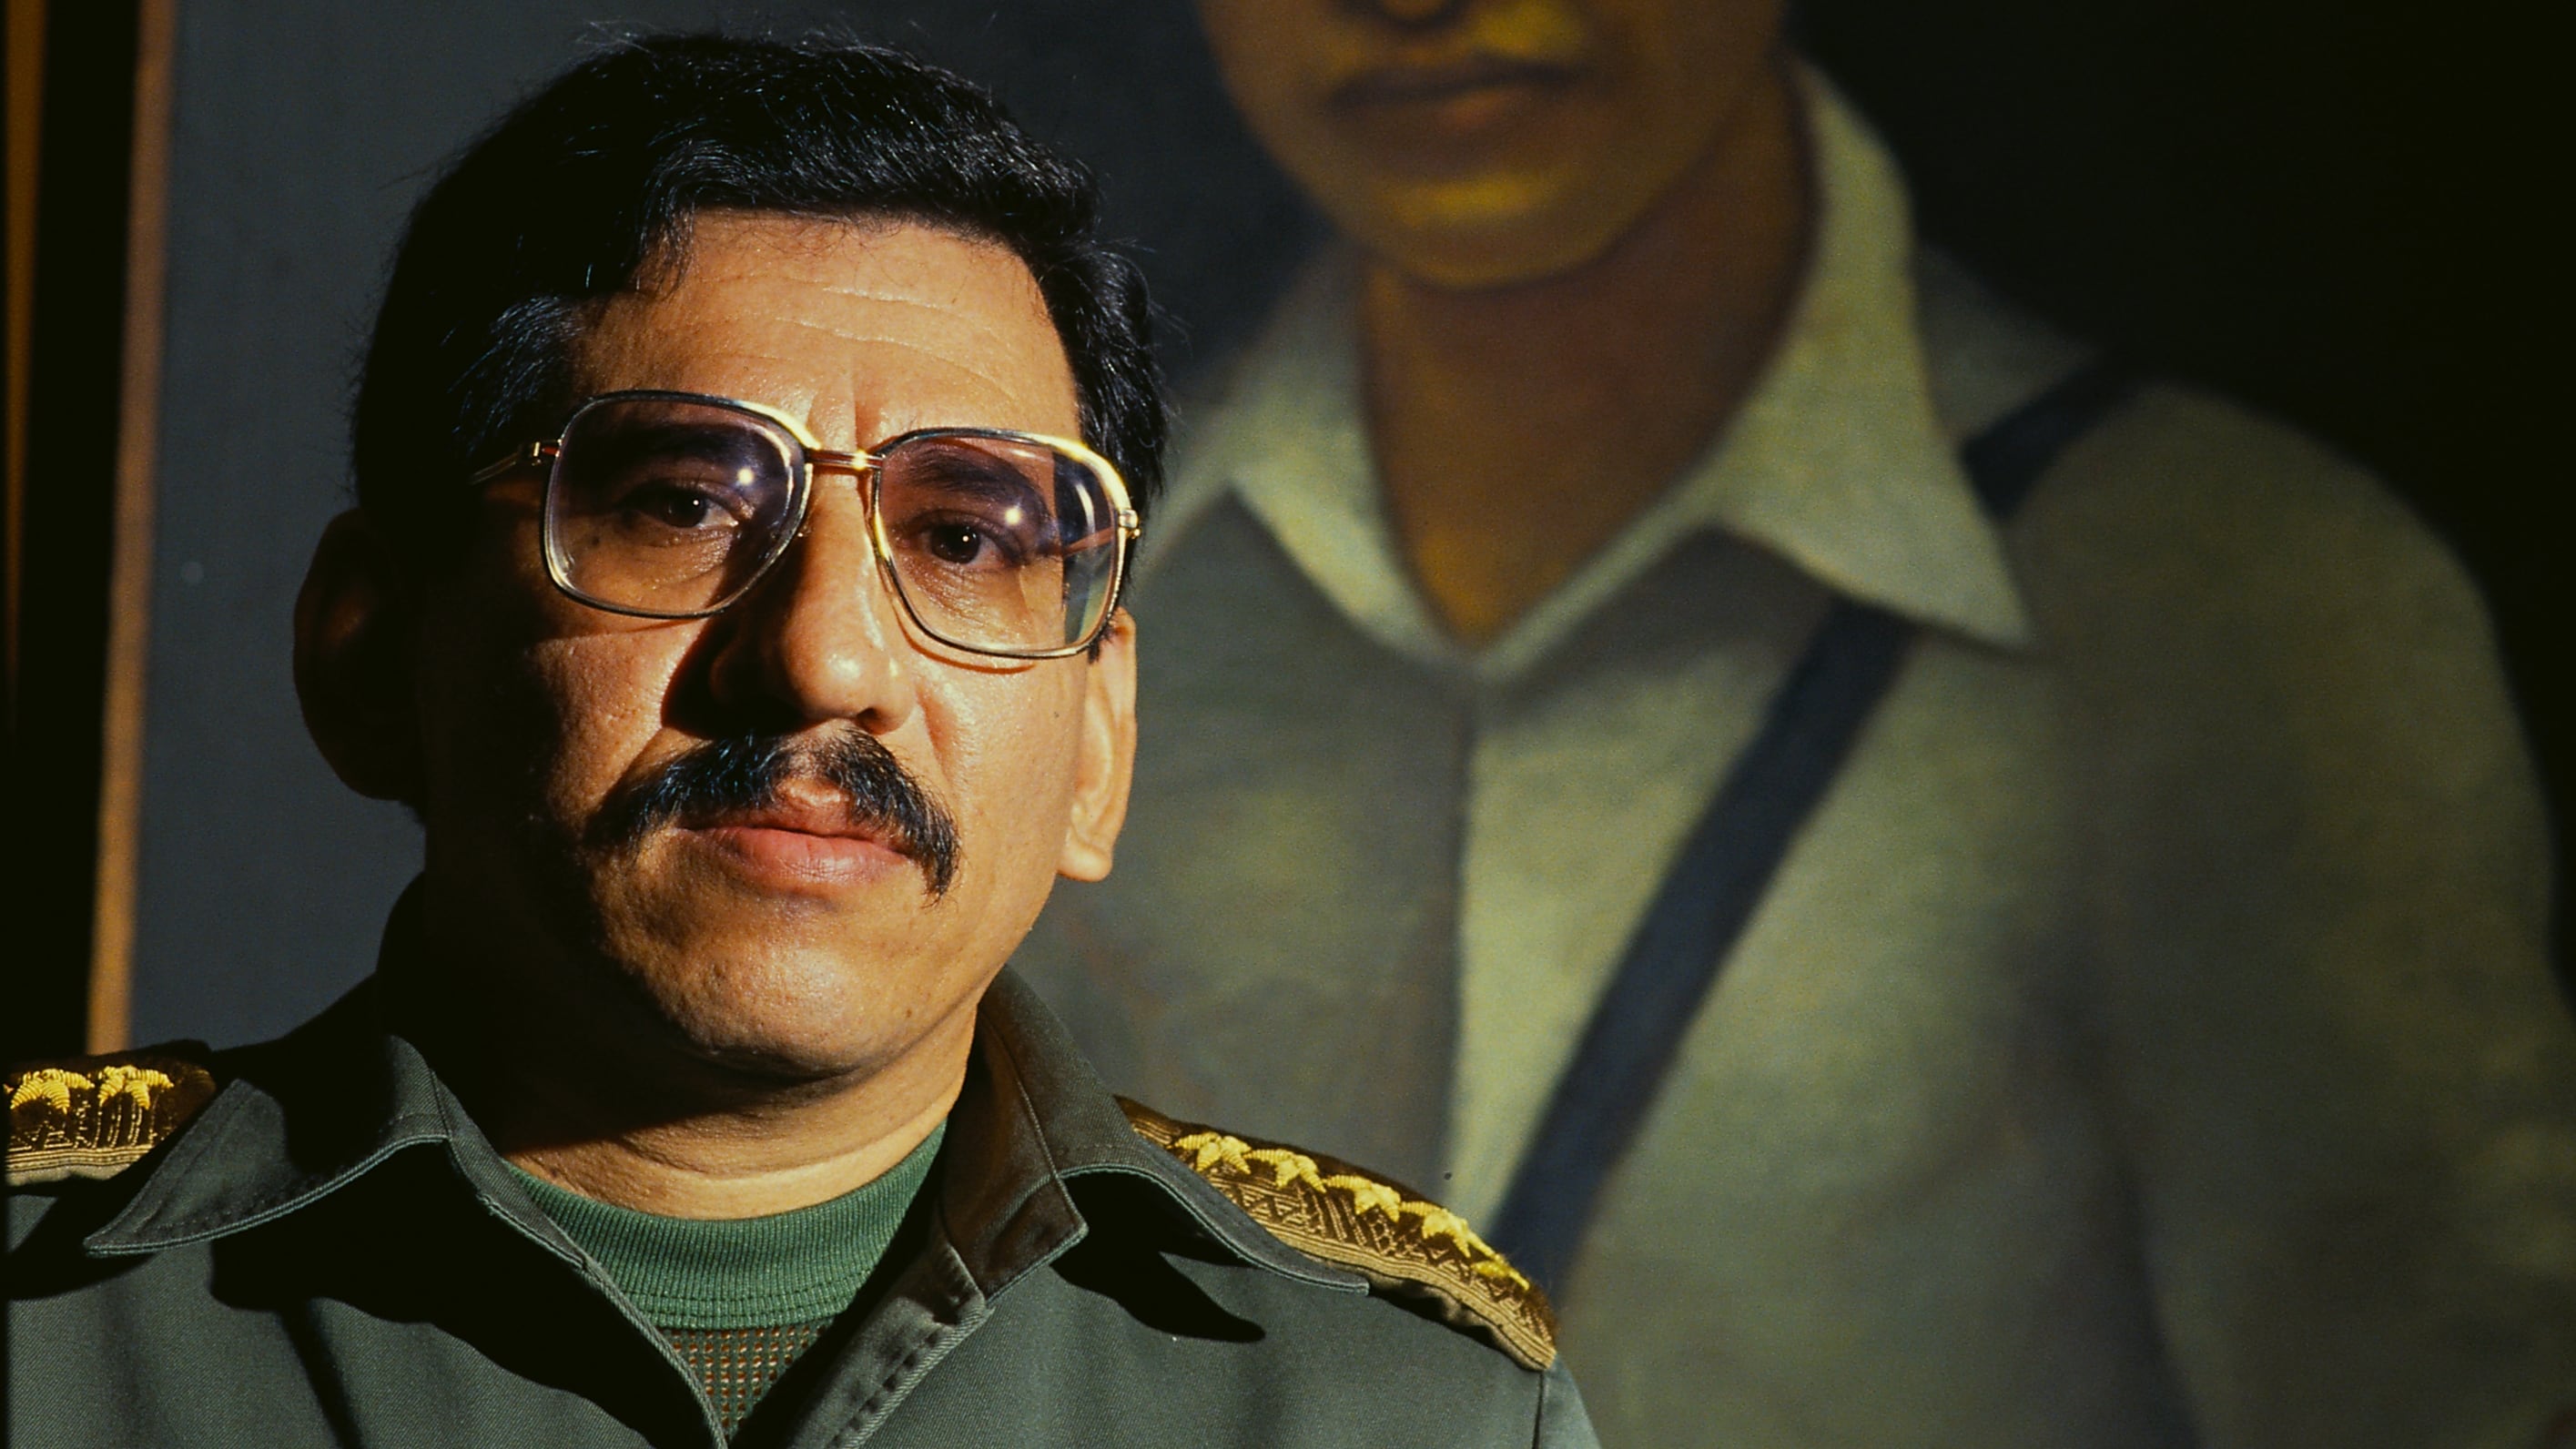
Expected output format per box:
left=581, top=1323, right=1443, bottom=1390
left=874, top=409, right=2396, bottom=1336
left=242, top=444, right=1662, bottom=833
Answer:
left=8, top=950, right=1593, bottom=1447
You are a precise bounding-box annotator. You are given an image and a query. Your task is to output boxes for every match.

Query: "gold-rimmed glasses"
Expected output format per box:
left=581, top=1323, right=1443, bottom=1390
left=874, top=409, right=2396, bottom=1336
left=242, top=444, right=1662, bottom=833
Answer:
left=469, top=390, right=1141, bottom=660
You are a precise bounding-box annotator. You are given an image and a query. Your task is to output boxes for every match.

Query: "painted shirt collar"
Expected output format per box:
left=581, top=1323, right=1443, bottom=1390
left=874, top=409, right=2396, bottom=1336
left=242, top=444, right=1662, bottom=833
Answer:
left=1154, top=72, right=2033, bottom=683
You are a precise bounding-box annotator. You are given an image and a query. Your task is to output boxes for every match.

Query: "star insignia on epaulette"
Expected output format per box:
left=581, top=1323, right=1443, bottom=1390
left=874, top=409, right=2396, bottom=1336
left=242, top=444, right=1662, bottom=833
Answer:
left=6, top=1052, right=217, bottom=1186
left=1120, top=1097, right=1557, bottom=1370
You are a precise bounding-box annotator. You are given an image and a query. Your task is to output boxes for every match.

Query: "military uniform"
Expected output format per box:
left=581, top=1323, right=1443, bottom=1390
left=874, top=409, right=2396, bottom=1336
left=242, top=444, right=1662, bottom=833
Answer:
left=8, top=949, right=1591, bottom=1447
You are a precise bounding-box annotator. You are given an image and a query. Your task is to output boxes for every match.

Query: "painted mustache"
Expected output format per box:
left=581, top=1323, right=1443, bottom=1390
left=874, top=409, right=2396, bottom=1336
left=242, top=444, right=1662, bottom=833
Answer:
left=593, top=732, right=961, bottom=896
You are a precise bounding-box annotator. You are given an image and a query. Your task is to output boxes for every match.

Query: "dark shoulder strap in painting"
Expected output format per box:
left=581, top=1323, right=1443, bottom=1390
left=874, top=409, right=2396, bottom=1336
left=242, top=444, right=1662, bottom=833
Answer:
left=1484, top=362, right=2135, bottom=1292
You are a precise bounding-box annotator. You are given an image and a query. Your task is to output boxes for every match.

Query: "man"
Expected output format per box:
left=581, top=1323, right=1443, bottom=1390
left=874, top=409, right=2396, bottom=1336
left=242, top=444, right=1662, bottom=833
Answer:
left=1012, top=1, right=2576, bottom=1444
left=5, top=35, right=1594, bottom=1448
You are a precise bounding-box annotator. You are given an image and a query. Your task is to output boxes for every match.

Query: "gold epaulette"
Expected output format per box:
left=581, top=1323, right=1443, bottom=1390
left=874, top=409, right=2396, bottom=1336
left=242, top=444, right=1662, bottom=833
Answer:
left=6, top=1052, right=217, bottom=1187
left=1120, top=1097, right=1557, bottom=1370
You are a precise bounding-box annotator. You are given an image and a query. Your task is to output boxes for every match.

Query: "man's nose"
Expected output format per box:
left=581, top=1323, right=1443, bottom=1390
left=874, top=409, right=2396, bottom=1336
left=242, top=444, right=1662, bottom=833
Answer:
left=702, top=485, right=918, bottom=734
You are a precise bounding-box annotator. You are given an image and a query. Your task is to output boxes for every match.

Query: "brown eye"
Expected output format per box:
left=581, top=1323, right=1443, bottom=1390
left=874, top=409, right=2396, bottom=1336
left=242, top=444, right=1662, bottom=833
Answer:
left=921, top=523, right=989, bottom=565
left=634, top=483, right=718, bottom=528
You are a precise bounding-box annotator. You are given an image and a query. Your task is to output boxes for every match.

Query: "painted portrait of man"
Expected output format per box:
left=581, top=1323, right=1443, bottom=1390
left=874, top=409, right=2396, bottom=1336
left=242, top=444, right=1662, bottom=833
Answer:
left=1011, top=1, right=2576, bottom=1443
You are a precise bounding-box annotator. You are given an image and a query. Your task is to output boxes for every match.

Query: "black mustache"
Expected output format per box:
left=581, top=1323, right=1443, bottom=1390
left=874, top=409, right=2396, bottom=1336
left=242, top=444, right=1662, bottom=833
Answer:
left=593, top=733, right=960, bottom=896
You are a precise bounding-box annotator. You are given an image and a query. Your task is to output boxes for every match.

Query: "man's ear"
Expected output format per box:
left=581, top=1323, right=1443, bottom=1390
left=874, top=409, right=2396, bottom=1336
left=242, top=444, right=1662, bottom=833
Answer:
left=1056, top=609, right=1137, bottom=882
left=294, top=509, right=425, bottom=803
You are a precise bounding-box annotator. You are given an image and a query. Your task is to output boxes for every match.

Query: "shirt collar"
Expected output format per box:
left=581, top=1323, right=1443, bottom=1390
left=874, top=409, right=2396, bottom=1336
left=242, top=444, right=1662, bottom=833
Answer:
left=85, top=893, right=1364, bottom=1301
left=945, top=970, right=1367, bottom=1297
left=1158, top=68, right=2033, bottom=682
left=84, top=887, right=561, bottom=1258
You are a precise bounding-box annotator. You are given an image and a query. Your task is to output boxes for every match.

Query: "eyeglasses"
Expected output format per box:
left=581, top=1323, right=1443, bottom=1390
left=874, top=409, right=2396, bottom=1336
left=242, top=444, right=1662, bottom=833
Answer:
left=469, top=390, right=1141, bottom=660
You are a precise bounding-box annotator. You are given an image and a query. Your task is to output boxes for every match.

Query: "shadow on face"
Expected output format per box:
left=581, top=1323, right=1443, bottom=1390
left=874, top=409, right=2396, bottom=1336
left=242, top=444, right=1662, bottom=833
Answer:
left=301, top=216, right=1138, bottom=1094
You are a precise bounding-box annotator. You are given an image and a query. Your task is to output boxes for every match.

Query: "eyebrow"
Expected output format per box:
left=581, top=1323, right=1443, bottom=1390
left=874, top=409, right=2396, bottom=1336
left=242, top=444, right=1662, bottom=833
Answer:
left=593, top=423, right=779, bottom=464
left=892, top=449, right=1049, bottom=509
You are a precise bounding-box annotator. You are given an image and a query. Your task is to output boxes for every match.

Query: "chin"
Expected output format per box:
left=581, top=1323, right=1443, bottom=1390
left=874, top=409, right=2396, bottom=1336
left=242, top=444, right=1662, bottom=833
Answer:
left=1351, top=173, right=1639, bottom=289
left=622, top=937, right=926, bottom=1084
left=679, top=1024, right=885, bottom=1083
left=1369, top=216, right=1627, bottom=291
left=660, top=999, right=903, bottom=1085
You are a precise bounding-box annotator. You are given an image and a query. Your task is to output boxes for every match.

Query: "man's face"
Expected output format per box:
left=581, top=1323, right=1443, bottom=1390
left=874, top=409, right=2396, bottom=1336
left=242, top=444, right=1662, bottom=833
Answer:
left=400, top=215, right=1132, bottom=1084
left=1197, top=0, right=1785, bottom=288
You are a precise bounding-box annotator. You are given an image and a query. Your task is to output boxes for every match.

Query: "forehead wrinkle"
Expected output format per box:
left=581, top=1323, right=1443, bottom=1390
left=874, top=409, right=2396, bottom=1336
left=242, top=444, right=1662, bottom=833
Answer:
left=773, top=316, right=1059, bottom=416
left=677, top=218, right=1045, bottom=334
left=578, top=217, right=1078, bottom=441
left=766, top=274, right=1052, bottom=377
left=584, top=320, right=1060, bottom=434
left=768, top=304, right=1029, bottom=367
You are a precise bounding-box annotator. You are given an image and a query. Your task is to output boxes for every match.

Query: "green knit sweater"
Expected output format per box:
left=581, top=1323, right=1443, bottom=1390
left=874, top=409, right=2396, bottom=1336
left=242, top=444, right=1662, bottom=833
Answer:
left=513, top=1123, right=945, bottom=1436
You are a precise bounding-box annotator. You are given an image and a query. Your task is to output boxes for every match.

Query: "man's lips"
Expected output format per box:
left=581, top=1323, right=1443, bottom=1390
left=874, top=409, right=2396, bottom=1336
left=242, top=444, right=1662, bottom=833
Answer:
left=678, top=805, right=913, bottom=886
left=684, top=801, right=899, bottom=843
left=1334, top=54, right=1581, bottom=110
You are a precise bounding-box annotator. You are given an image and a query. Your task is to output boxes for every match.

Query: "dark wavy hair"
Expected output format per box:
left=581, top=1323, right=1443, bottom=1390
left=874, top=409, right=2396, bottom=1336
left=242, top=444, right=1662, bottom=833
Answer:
left=350, top=33, right=1166, bottom=561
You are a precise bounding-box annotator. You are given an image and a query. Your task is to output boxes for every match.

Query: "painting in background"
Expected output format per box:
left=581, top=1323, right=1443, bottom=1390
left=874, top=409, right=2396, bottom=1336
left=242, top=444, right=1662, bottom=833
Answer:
left=117, top=1, right=2570, bottom=1444
left=1009, top=0, right=2576, bottom=1444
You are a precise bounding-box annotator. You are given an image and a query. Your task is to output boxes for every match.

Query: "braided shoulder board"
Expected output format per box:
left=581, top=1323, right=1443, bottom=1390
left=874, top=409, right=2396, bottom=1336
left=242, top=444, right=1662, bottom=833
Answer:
left=7, top=1053, right=218, bottom=1186
left=1121, top=1097, right=1557, bottom=1370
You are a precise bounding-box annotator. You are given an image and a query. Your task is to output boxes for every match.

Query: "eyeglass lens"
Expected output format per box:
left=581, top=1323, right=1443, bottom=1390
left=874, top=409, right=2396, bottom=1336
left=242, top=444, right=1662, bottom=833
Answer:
left=543, top=396, right=1121, bottom=654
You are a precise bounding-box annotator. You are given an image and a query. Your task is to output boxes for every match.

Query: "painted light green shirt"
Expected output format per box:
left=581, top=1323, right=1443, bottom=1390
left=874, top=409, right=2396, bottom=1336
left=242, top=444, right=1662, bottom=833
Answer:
left=1015, top=67, right=2576, bottom=1449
